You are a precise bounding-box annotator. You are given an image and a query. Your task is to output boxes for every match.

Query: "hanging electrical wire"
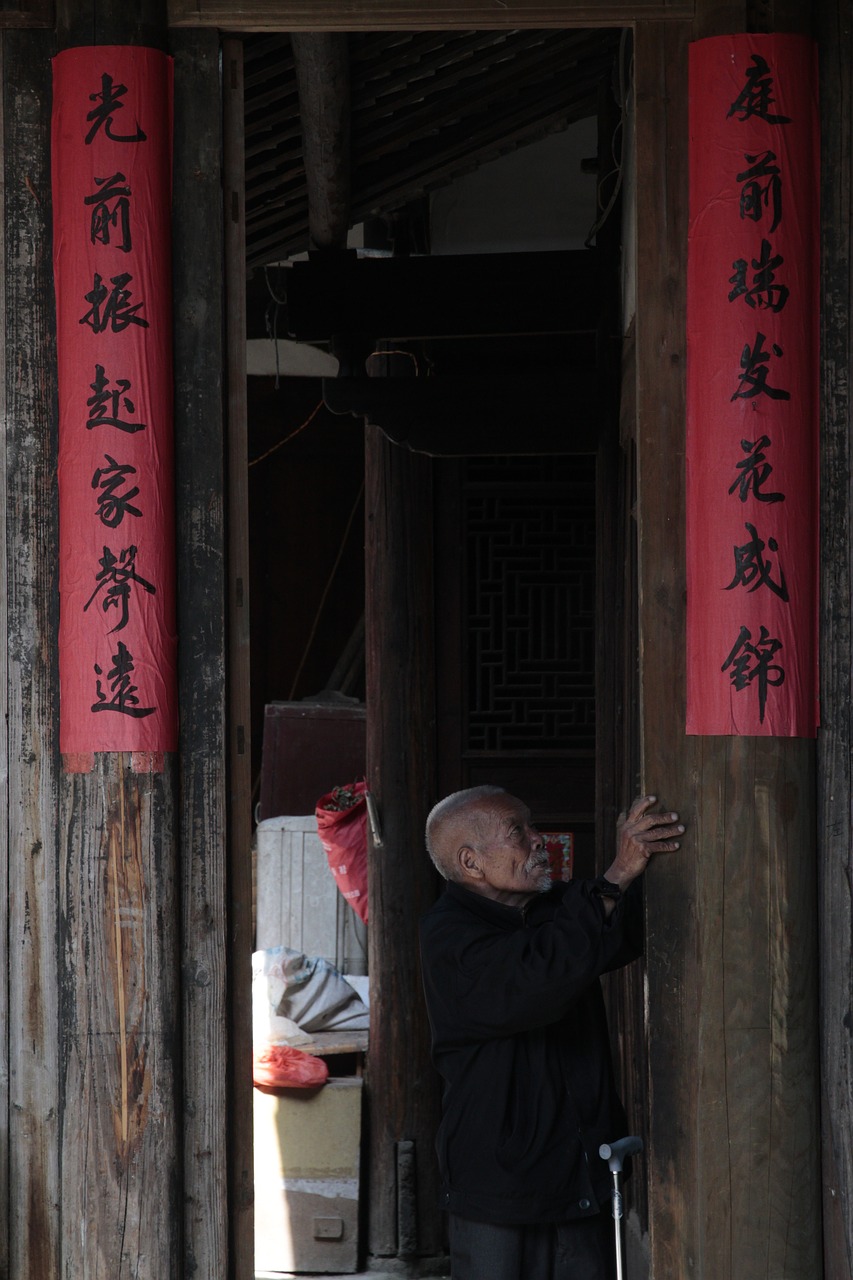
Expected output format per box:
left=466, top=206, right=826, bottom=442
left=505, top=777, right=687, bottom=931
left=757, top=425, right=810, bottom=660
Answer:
left=585, top=29, right=633, bottom=248
left=263, top=262, right=288, bottom=388
left=248, top=400, right=324, bottom=468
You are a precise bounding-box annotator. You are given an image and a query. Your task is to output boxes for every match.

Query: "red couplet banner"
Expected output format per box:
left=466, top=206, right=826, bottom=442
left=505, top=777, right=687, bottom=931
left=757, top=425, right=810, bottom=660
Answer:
left=52, top=47, right=177, bottom=754
left=686, top=35, right=819, bottom=736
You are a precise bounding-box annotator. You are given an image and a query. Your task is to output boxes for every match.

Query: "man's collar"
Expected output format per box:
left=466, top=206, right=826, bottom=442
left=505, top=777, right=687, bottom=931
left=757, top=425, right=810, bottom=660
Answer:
left=445, top=878, right=567, bottom=924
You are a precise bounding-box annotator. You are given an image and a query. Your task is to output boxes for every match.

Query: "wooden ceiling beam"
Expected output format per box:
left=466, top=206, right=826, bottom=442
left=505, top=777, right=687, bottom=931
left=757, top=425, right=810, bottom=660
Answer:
left=351, top=88, right=597, bottom=209
left=243, top=31, right=608, bottom=162
left=168, top=0, right=693, bottom=31
left=272, top=248, right=600, bottom=342
left=241, top=26, right=620, bottom=266
left=245, top=89, right=597, bottom=266
left=353, top=29, right=581, bottom=109
left=352, top=29, right=505, bottom=83
left=322, top=374, right=601, bottom=456
left=353, top=33, right=610, bottom=136
left=0, top=0, right=52, bottom=25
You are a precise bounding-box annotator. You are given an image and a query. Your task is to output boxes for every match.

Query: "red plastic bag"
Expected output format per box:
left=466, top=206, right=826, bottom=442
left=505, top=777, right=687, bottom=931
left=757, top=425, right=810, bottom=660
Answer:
left=253, top=1044, right=329, bottom=1091
left=315, top=781, right=369, bottom=924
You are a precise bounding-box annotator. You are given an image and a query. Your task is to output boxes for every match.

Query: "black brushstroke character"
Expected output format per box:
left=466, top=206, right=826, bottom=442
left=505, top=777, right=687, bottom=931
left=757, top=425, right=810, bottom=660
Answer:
left=92, top=455, right=142, bottom=528
left=728, top=436, right=784, bottom=504
left=80, top=273, right=148, bottom=333
left=726, top=521, right=789, bottom=601
left=737, top=150, right=783, bottom=233
left=86, top=365, right=147, bottom=435
left=721, top=624, right=785, bottom=724
left=728, top=239, right=789, bottom=313
left=85, top=172, right=132, bottom=252
left=83, top=544, right=156, bottom=633
left=731, top=333, right=790, bottom=402
left=85, top=73, right=147, bottom=144
left=91, top=640, right=155, bottom=718
left=726, top=54, right=791, bottom=124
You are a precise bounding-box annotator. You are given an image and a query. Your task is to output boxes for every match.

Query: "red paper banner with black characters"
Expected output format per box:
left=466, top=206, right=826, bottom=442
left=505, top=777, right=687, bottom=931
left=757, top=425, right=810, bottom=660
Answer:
left=686, top=34, right=819, bottom=736
left=52, top=47, right=177, bottom=754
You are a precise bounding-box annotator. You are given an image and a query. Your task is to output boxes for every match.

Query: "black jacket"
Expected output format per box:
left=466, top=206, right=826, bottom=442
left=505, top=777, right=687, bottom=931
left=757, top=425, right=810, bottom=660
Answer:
left=419, top=879, right=642, bottom=1225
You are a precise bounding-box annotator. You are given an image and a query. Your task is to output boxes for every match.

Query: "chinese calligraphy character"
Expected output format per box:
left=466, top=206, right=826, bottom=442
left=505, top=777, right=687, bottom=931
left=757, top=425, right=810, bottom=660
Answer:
left=721, top=623, right=785, bottom=724
left=726, top=54, right=791, bottom=125
left=731, top=332, right=790, bottom=401
left=85, top=73, right=147, bottom=145
left=737, top=150, right=782, bottom=233
left=80, top=272, right=149, bottom=333
left=728, top=239, right=789, bottom=312
left=85, top=172, right=132, bottom=253
left=91, top=640, right=155, bottom=718
left=92, top=455, right=142, bottom=528
left=83, top=544, right=156, bottom=633
left=726, top=521, right=789, bottom=600
left=86, top=365, right=146, bottom=434
left=728, top=436, right=784, bottom=504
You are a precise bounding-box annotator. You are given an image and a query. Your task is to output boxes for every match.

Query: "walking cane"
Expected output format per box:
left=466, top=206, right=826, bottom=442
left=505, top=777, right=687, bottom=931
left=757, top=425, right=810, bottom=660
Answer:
left=599, top=1136, right=643, bottom=1280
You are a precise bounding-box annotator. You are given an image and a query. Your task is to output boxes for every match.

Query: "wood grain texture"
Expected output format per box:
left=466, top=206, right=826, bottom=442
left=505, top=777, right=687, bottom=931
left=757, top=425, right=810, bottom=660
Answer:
left=168, top=0, right=694, bottom=30
left=0, top=37, right=8, bottom=1278
left=364, top=426, right=443, bottom=1262
left=58, top=759, right=182, bottom=1278
left=290, top=33, right=351, bottom=251
left=817, top=0, right=853, bottom=1276
left=635, top=15, right=822, bottom=1278
left=55, top=0, right=168, bottom=46
left=222, top=37, right=256, bottom=1280
left=0, top=2, right=52, bottom=29
left=2, top=27, right=62, bottom=1280
left=171, top=28, right=230, bottom=1280
left=2, top=21, right=234, bottom=1279
left=255, top=817, right=368, bottom=972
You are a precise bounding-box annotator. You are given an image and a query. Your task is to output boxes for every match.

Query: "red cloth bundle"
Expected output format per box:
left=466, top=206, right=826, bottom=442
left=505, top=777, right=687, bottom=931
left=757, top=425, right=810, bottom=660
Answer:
left=253, top=1044, right=329, bottom=1091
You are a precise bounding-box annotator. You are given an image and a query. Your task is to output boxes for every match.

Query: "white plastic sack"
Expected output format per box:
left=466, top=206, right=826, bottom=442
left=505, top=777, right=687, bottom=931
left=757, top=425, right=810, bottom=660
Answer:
left=253, top=946, right=369, bottom=1047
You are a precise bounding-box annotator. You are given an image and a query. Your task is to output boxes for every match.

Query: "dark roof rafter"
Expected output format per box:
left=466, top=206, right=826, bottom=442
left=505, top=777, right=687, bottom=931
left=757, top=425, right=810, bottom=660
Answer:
left=244, top=27, right=621, bottom=270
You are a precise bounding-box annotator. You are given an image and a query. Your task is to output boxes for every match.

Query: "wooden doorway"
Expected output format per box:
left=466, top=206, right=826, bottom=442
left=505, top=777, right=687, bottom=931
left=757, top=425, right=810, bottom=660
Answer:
left=237, top=17, right=635, bottom=1273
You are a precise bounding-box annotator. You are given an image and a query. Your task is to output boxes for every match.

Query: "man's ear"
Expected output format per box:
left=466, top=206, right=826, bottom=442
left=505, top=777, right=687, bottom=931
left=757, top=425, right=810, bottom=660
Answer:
left=457, top=844, right=485, bottom=882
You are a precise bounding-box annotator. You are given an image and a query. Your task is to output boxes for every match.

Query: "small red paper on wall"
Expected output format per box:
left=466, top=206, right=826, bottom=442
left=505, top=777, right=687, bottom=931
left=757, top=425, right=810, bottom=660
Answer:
left=543, top=832, right=574, bottom=883
left=686, top=35, right=819, bottom=736
left=52, top=47, right=177, bottom=753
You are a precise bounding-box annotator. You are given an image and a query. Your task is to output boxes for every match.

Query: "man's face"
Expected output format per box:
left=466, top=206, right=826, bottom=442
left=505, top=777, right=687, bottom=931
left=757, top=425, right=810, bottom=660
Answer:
left=467, top=794, right=551, bottom=908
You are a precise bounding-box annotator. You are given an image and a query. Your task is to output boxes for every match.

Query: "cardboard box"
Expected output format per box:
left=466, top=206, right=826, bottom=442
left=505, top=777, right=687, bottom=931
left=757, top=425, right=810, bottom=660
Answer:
left=254, top=1077, right=363, bottom=1274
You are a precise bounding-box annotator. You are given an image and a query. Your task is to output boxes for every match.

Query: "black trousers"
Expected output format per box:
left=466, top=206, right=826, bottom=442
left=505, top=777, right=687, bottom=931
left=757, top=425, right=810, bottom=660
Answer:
left=448, top=1212, right=617, bottom=1280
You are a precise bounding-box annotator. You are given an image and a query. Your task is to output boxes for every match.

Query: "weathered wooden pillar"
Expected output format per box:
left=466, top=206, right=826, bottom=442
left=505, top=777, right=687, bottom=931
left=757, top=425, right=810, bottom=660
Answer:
left=51, top=4, right=183, bottom=1277
left=172, top=26, right=232, bottom=1280
left=635, top=5, right=823, bottom=1278
left=222, top=33, right=256, bottom=1280
left=364, top=424, right=444, bottom=1267
left=1, top=21, right=62, bottom=1280
left=817, top=0, right=853, bottom=1275
left=1, top=5, right=231, bottom=1277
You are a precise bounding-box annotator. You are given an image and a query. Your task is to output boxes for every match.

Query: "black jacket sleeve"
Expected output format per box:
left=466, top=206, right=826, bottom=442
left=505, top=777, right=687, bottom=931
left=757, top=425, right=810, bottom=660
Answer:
left=421, top=882, right=636, bottom=1044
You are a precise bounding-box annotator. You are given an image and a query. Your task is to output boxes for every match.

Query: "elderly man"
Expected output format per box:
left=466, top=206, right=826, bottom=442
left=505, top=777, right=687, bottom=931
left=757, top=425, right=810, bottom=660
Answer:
left=419, top=786, right=683, bottom=1280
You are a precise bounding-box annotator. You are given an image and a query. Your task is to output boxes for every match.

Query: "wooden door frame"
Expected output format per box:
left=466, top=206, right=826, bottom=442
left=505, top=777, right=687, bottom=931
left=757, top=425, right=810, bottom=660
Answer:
left=220, top=10, right=649, bottom=1275
left=208, top=4, right=837, bottom=1279
left=0, top=2, right=837, bottom=1278
left=167, top=0, right=693, bottom=30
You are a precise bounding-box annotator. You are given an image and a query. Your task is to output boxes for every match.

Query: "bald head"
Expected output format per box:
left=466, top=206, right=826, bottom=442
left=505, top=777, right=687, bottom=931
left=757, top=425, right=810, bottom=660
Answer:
left=425, top=786, right=506, bottom=881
